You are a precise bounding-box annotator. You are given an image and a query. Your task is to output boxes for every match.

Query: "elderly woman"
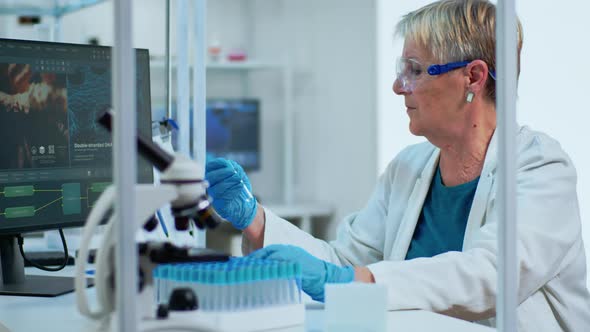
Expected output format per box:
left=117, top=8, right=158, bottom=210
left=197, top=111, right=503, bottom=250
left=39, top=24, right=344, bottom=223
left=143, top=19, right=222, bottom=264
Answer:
left=205, top=0, right=590, bottom=330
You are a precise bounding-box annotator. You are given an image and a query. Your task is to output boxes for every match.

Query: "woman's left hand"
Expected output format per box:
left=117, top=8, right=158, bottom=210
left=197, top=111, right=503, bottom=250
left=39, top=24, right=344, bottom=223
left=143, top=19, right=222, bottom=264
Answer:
left=248, top=244, right=354, bottom=302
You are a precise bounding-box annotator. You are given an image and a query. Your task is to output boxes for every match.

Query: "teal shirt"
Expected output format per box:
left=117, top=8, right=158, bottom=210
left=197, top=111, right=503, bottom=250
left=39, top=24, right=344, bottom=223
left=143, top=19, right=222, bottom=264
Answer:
left=405, top=166, right=480, bottom=260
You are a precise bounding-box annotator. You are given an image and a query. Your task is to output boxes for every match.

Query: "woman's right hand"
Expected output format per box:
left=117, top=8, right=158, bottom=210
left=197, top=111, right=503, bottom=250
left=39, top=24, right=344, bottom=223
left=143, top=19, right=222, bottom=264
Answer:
left=205, top=157, right=258, bottom=230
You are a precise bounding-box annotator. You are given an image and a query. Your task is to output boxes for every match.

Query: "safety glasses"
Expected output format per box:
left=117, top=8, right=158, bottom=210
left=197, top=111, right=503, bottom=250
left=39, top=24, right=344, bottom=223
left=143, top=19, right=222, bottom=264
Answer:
left=395, top=57, right=496, bottom=92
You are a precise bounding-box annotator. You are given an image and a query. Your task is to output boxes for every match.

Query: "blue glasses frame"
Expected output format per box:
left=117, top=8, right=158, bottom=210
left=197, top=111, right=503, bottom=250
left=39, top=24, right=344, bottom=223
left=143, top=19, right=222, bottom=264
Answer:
left=427, top=60, right=496, bottom=80
left=427, top=61, right=469, bottom=75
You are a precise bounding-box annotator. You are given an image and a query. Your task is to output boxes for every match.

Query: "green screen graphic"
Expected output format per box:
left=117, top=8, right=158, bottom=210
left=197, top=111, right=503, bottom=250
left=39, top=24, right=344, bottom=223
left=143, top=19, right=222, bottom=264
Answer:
left=62, top=183, right=81, bottom=215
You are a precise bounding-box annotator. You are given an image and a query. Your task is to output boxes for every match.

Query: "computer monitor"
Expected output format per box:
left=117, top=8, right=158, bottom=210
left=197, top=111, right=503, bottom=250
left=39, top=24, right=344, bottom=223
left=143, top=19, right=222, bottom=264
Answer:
left=0, top=38, right=154, bottom=296
left=206, top=98, right=260, bottom=171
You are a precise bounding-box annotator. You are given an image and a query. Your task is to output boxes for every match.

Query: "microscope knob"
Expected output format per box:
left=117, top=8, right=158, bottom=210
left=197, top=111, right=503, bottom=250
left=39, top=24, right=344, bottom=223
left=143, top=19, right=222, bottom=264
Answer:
left=174, top=216, right=190, bottom=231
left=143, top=215, right=160, bottom=232
left=156, top=304, right=169, bottom=319
left=168, top=288, right=199, bottom=311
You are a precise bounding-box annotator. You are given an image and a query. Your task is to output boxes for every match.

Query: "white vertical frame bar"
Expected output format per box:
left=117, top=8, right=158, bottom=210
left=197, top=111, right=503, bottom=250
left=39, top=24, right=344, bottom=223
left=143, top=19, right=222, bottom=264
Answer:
left=193, top=0, right=207, bottom=247
left=52, top=0, right=61, bottom=41
left=176, top=0, right=190, bottom=156
left=496, top=0, right=518, bottom=331
left=242, top=0, right=254, bottom=97
left=166, top=0, right=173, bottom=119
left=52, top=15, right=62, bottom=41
left=281, top=0, right=294, bottom=204
left=113, top=0, right=137, bottom=331
left=283, top=66, right=294, bottom=204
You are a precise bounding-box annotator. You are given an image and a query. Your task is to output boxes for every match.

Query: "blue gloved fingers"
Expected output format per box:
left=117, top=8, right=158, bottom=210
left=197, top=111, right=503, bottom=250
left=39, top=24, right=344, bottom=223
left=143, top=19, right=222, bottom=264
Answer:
left=252, top=249, right=288, bottom=262
left=205, top=159, right=239, bottom=179
left=208, top=173, right=243, bottom=196
left=206, top=160, right=251, bottom=194
left=210, top=197, right=254, bottom=229
left=246, top=249, right=267, bottom=260
left=247, top=244, right=283, bottom=260
left=208, top=178, right=257, bottom=230
left=228, top=160, right=252, bottom=191
left=205, top=167, right=236, bottom=187
left=209, top=180, right=254, bottom=204
left=228, top=159, right=244, bottom=172
left=203, top=157, right=257, bottom=230
left=207, top=158, right=244, bottom=177
left=209, top=193, right=233, bottom=214
left=245, top=244, right=353, bottom=302
left=205, top=154, right=218, bottom=165
left=248, top=244, right=313, bottom=262
left=206, top=161, right=235, bottom=175
left=205, top=157, right=231, bottom=172
left=221, top=196, right=257, bottom=229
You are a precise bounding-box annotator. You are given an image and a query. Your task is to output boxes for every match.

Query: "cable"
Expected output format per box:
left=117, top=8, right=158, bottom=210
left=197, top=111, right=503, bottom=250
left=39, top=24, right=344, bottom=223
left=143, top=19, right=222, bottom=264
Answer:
left=95, top=215, right=116, bottom=316
left=17, top=229, right=69, bottom=272
left=76, top=186, right=115, bottom=319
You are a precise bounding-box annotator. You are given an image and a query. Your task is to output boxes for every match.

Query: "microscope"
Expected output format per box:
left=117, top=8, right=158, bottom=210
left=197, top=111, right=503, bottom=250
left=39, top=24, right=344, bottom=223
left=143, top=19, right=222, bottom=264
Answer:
left=74, top=111, right=230, bottom=328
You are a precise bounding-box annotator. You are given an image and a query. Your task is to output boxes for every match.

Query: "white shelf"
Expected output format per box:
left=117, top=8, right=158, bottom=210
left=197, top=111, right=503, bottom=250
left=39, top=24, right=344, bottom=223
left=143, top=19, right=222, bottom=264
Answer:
left=150, top=58, right=285, bottom=71
left=266, top=203, right=334, bottom=219
left=266, top=203, right=334, bottom=234
left=207, top=61, right=285, bottom=70
left=0, top=0, right=105, bottom=16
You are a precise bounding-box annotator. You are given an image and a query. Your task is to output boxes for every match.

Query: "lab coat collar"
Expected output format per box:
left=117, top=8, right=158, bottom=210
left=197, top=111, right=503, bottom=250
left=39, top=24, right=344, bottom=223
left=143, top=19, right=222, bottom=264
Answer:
left=390, top=129, right=500, bottom=259
left=390, top=147, right=440, bottom=260
left=463, top=129, right=498, bottom=249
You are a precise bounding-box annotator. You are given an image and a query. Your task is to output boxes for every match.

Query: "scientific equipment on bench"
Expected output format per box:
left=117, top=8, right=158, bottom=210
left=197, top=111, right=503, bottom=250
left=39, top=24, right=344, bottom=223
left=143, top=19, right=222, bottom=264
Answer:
left=75, top=111, right=304, bottom=331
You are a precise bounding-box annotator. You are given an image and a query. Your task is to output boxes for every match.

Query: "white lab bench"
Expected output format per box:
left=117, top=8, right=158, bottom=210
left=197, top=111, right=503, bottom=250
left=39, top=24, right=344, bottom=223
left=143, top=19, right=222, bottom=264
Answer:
left=265, top=204, right=334, bottom=234
left=0, top=266, right=493, bottom=332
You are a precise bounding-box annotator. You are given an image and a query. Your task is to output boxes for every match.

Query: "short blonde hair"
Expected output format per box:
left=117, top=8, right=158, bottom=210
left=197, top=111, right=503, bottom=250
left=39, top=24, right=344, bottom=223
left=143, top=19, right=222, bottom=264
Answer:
left=395, top=0, right=523, bottom=102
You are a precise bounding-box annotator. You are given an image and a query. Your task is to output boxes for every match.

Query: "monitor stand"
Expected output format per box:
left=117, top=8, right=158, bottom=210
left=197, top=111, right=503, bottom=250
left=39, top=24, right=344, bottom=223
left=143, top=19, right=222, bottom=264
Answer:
left=0, top=235, right=91, bottom=297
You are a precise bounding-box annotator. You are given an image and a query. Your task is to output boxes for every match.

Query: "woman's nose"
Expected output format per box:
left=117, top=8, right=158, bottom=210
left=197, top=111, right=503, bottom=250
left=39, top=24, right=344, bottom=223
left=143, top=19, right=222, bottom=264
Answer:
left=393, top=77, right=408, bottom=95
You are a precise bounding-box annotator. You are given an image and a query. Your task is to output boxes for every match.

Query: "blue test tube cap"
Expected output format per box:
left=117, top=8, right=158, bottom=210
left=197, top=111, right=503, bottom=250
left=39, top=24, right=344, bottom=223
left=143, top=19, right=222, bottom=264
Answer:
left=243, top=264, right=254, bottom=283
left=237, top=264, right=246, bottom=283
left=278, top=262, right=288, bottom=280
left=253, top=261, right=262, bottom=281
left=228, top=268, right=237, bottom=285
left=293, top=262, right=302, bottom=277
left=270, top=262, right=279, bottom=280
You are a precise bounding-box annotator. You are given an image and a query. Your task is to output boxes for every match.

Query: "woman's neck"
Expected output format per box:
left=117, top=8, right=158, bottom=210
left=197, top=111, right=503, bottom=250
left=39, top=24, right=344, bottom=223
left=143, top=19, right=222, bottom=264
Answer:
left=437, top=108, right=496, bottom=186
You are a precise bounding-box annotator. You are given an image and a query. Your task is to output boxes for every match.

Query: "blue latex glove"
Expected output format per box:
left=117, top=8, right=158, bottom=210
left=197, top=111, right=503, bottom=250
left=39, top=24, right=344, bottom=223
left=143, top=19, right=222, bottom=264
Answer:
left=249, top=244, right=354, bottom=302
left=205, top=157, right=257, bottom=230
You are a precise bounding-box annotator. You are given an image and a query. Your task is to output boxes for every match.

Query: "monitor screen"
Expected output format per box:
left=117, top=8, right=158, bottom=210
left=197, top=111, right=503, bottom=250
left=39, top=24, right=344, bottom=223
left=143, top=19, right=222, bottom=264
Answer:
left=0, top=38, right=153, bottom=235
left=206, top=98, right=260, bottom=171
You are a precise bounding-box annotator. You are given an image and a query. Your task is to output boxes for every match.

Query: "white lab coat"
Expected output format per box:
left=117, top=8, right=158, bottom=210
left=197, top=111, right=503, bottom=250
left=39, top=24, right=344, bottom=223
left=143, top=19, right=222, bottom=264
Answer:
left=244, top=126, right=590, bottom=331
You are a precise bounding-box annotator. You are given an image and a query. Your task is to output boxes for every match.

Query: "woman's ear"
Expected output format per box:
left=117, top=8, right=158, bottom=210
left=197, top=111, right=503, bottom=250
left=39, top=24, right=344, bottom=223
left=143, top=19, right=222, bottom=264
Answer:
left=465, top=60, right=489, bottom=94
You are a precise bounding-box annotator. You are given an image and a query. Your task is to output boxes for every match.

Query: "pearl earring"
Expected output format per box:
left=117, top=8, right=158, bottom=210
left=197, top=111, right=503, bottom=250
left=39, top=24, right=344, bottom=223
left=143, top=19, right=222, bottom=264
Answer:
left=466, top=91, right=474, bottom=103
